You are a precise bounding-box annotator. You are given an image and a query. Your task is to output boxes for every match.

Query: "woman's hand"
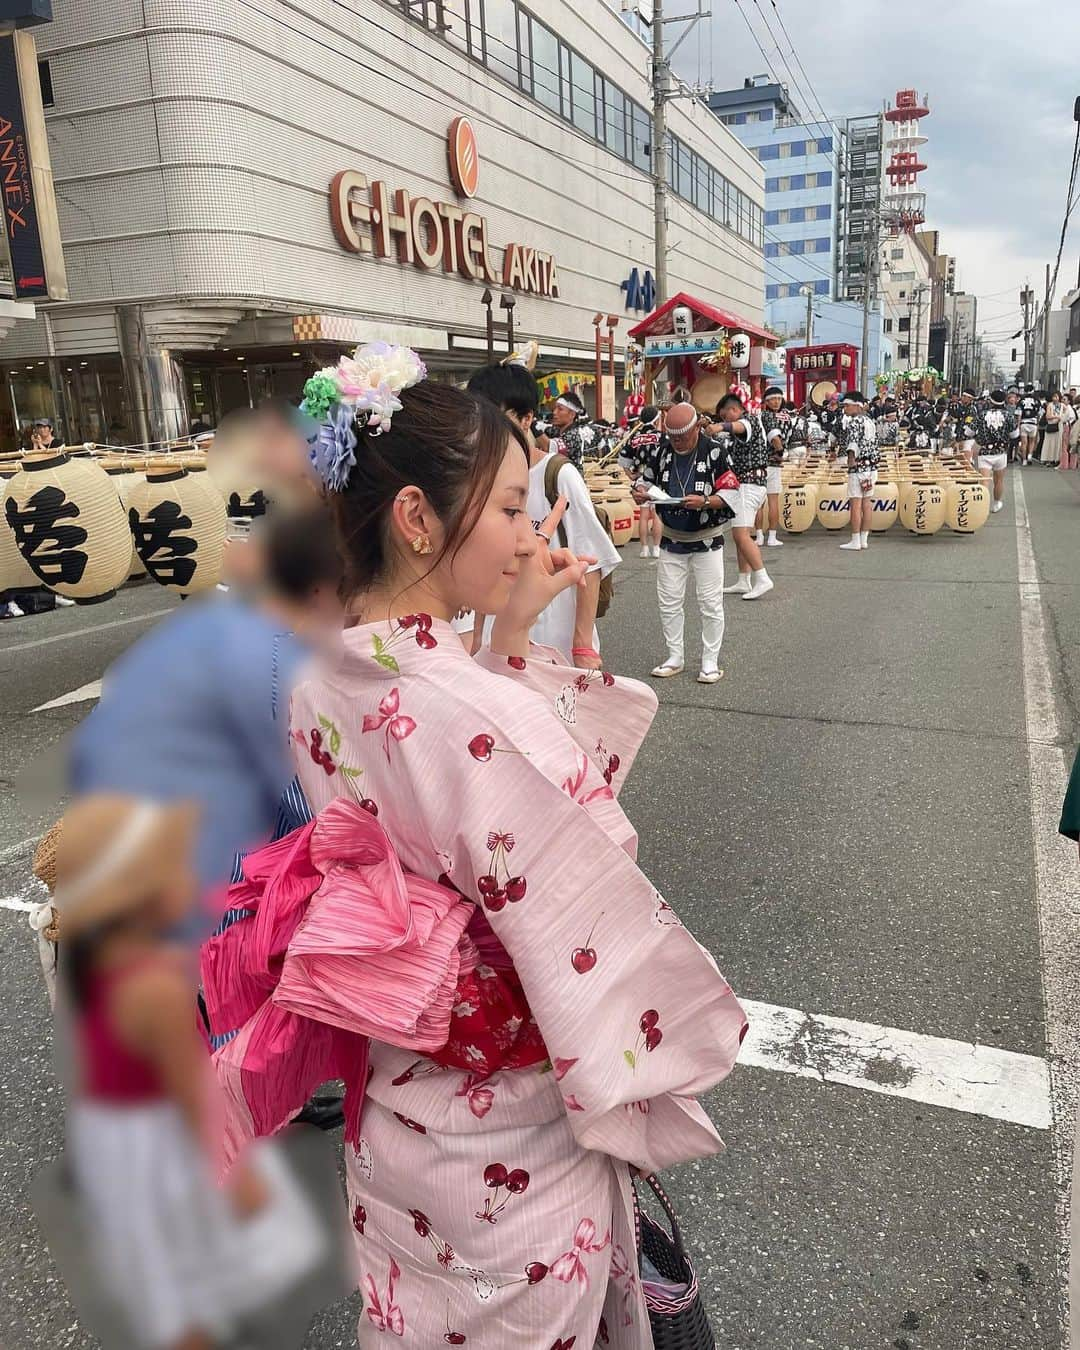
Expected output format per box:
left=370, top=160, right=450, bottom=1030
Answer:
left=490, top=498, right=595, bottom=657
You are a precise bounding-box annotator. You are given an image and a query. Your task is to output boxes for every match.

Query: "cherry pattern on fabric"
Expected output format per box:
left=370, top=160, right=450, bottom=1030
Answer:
left=409, top=1209, right=456, bottom=1268
left=570, top=914, right=603, bottom=975
left=475, top=1162, right=530, bottom=1223
left=624, top=1009, right=663, bottom=1071
left=370, top=613, right=437, bottom=672
left=467, top=733, right=529, bottom=764
left=476, top=831, right=526, bottom=912
left=292, top=717, right=363, bottom=780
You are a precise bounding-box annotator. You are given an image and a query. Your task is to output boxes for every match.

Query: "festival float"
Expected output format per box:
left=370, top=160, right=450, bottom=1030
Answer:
left=626, top=292, right=778, bottom=414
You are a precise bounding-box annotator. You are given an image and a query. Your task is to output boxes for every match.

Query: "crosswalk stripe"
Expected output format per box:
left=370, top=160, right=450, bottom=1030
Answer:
left=32, top=680, right=102, bottom=711
left=737, top=997, right=1050, bottom=1130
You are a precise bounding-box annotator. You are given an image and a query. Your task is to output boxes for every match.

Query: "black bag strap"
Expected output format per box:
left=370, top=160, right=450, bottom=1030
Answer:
left=542, top=454, right=570, bottom=550
left=632, top=1170, right=689, bottom=1267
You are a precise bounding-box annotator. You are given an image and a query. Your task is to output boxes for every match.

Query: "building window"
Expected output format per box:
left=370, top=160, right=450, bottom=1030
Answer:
left=765, top=209, right=779, bottom=226
left=805, top=170, right=832, bottom=188
left=807, top=204, right=831, bottom=221
left=758, top=144, right=779, bottom=161
left=600, top=79, right=627, bottom=159
left=789, top=174, right=806, bottom=190
left=396, top=1, right=763, bottom=251
left=38, top=59, right=54, bottom=108
left=758, top=108, right=773, bottom=122
left=481, top=0, right=520, bottom=83
left=629, top=101, right=651, bottom=172
left=884, top=319, right=893, bottom=333
left=766, top=284, right=780, bottom=300
left=778, top=141, right=793, bottom=158
left=569, top=48, right=596, bottom=138
left=891, top=248, right=904, bottom=259
left=899, top=290, right=906, bottom=299
left=898, top=316, right=910, bottom=331
left=898, top=344, right=910, bottom=360
left=814, top=279, right=830, bottom=296
left=805, top=237, right=830, bottom=254
left=527, top=16, right=562, bottom=113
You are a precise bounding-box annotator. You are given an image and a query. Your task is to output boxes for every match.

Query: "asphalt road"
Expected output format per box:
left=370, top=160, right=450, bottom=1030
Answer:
left=1, top=463, right=1078, bottom=1350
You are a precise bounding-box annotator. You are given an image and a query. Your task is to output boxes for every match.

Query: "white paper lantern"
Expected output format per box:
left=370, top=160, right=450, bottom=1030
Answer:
left=672, top=306, right=694, bottom=336
left=729, top=333, right=751, bottom=370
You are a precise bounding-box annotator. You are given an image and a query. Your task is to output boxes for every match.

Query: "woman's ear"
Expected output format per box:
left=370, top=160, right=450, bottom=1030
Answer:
left=389, top=487, right=439, bottom=552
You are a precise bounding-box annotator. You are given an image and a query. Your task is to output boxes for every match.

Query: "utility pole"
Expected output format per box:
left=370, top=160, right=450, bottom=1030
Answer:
left=1020, top=287, right=1033, bottom=385
left=651, top=0, right=669, bottom=306
left=801, top=283, right=814, bottom=345
left=650, top=0, right=710, bottom=306
left=1042, top=259, right=1053, bottom=390
left=911, top=285, right=925, bottom=367
left=860, top=208, right=879, bottom=389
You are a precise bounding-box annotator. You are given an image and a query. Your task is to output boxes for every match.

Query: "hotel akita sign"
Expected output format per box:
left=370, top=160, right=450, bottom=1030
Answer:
left=331, top=119, right=559, bottom=298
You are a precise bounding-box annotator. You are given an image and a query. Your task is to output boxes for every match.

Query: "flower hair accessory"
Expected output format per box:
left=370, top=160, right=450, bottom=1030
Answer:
left=301, top=341, right=427, bottom=491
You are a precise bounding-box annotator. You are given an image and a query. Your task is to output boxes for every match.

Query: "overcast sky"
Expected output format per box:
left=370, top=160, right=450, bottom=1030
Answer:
left=677, top=0, right=1080, bottom=359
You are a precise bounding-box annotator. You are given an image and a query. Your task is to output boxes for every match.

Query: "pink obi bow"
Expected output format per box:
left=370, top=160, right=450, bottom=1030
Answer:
left=200, top=799, right=474, bottom=1159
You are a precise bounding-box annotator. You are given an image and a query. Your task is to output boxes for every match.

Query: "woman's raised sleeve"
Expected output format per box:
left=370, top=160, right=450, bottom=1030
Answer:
left=397, top=673, right=747, bottom=1174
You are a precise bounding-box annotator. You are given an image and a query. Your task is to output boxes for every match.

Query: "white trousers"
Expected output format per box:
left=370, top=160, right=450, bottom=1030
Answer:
left=656, top=546, right=725, bottom=667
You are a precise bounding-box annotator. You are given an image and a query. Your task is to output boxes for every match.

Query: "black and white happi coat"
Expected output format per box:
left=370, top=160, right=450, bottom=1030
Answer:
left=636, top=432, right=735, bottom=554
left=839, top=413, right=880, bottom=472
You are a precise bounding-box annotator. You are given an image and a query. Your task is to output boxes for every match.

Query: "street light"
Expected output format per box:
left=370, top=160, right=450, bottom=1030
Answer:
left=499, top=293, right=516, bottom=354
left=481, top=288, right=494, bottom=361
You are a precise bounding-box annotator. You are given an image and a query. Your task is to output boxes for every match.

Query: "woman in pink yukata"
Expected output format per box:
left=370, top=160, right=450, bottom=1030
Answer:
left=215, top=345, right=748, bottom=1349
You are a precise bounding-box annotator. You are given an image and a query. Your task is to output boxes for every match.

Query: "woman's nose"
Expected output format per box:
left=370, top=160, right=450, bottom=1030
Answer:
left=515, top=513, right=537, bottom=558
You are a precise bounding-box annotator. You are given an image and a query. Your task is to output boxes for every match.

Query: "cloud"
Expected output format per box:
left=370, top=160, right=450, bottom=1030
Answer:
left=688, top=0, right=1080, bottom=341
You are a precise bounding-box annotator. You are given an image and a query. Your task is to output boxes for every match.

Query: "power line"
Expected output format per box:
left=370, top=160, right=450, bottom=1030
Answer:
left=760, top=0, right=833, bottom=133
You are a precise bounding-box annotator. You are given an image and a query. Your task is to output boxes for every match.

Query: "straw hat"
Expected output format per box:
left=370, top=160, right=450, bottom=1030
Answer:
left=52, top=794, right=199, bottom=938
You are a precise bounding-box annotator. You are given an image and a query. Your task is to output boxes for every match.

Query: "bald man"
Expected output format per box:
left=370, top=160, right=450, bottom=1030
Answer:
left=630, top=402, right=736, bottom=683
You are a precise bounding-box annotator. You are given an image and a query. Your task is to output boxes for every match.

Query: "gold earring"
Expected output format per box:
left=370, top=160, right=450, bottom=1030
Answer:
left=411, top=534, right=433, bottom=555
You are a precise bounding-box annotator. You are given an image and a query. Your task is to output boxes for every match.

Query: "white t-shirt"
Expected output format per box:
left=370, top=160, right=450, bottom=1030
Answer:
left=478, top=453, right=621, bottom=660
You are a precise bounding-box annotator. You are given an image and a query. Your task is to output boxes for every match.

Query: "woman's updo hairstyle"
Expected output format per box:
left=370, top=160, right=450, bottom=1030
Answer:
left=330, top=380, right=528, bottom=597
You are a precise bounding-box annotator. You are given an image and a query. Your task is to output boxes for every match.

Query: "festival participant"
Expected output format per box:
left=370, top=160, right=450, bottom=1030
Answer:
left=837, top=391, right=878, bottom=552
left=877, top=404, right=900, bottom=448
left=759, top=385, right=788, bottom=548
left=950, top=389, right=979, bottom=464
left=820, top=393, right=843, bottom=451
left=972, top=389, right=1015, bottom=513
left=1005, top=391, right=1022, bottom=462
left=1018, top=386, right=1040, bottom=465
left=1042, top=392, right=1065, bottom=467
left=618, top=404, right=664, bottom=558
left=467, top=361, right=618, bottom=668
left=714, top=393, right=774, bottom=600
left=536, top=389, right=593, bottom=470
left=629, top=400, right=735, bottom=682
left=204, top=346, right=747, bottom=1348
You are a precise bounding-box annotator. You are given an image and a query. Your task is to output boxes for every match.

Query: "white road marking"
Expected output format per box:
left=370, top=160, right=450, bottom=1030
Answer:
left=32, top=679, right=102, bottom=711
left=738, top=998, right=1051, bottom=1130
left=3, top=608, right=171, bottom=653
left=1014, top=471, right=1080, bottom=1323
left=0, top=896, right=38, bottom=912
left=0, top=836, right=36, bottom=866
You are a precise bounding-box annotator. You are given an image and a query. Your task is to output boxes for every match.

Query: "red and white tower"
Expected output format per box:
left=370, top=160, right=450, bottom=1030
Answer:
left=883, top=89, right=929, bottom=233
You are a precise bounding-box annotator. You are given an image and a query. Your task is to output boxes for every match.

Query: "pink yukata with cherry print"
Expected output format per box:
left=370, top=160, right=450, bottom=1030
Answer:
left=287, top=616, right=748, bottom=1349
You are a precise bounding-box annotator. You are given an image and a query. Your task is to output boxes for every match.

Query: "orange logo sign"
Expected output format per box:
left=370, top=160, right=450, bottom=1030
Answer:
left=447, top=116, right=479, bottom=199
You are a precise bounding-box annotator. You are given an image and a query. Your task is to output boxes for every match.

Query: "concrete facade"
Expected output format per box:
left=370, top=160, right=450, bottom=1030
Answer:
left=0, top=0, right=766, bottom=443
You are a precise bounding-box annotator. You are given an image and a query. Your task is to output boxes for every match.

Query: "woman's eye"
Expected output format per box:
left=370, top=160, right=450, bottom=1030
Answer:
left=504, top=508, right=522, bottom=519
